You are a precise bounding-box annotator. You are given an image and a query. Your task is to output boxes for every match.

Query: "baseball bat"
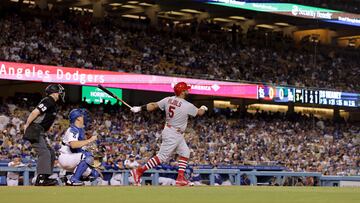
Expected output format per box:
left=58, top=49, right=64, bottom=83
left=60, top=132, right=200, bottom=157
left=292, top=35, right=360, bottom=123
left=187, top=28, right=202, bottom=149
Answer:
left=97, top=84, right=132, bottom=109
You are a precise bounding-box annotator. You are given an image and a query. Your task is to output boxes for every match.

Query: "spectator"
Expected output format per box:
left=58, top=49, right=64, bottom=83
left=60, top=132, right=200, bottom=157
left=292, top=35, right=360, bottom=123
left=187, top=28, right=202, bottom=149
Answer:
left=102, top=157, right=116, bottom=170
left=7, top=155, right=25, bottom=186
left=0, top=114, right=10, bottom=131
left=295, top=177, right=305, bottom=186
left=240, top=174, right=251, bottom=186
left=157, top=159, right=178, bottom=186
left=189, top=164, right=203, bottom=186
left=110, top=159, right=125, bottom=186
left=124, top=154, right=139, bottom=170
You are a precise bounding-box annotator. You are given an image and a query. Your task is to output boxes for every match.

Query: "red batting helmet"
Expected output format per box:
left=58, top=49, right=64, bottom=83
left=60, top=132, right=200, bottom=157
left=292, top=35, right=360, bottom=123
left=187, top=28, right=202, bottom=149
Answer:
left=174, top=82, right=191, bottom=96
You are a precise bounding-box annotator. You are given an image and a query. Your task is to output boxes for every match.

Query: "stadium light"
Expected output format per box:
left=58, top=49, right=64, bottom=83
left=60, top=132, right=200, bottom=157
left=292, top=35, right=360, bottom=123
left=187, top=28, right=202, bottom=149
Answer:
left=69, top=7, right=83, bottom=11
left=274, top=22, right=291, bottom=26
left=213, top=100, right=239, bottom=109
left=109, top=3, right=122, bottom=7
left=122, top=14, right=146, bottom=20
left=180, top=9, right=202, bottom=14
left=256, top=24, right=276, bottom=29
left=294, top=106, right=334, bottom=118
left=165, top=11, right=188, bottom=16
left=248, top=104, right=288, bottom=113
left=338, top=35, right=360, bottom=40
left=139, top=2, right=154, bottom=7
left=121, top=5, right=139, bottom=9
left=229, top=16, right=246, bottom=20
left=84, top=9, right=94, bottom=13
left=22, top=0, right=35, bottom=4
left=213, top=18, right=233, bottom=22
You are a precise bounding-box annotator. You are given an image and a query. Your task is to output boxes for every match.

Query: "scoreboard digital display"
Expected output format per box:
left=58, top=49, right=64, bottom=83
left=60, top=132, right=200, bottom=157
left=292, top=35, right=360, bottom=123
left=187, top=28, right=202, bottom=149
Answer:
left=294, top=89, right=358, bottom=107
left=259, top=86, right=359, bottom=107
left=82, top=86, right=122, bottom=105
left=258, top=86, right=294, bottom=102
left=294, top=89, right=319, bottom=104
left=204, top=0, right=360, bottom=27
left=318, top=90, right=357, bottom=107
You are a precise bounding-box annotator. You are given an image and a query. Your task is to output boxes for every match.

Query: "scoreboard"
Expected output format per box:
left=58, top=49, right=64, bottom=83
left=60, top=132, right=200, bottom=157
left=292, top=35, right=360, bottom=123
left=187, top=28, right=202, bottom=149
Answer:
left=258, top=86, right=359, bottom=107
left=318, top=91, right=358, bottom=107
left=294, top=89, right=358, bottom=107
left=294, top=89, right=319, bottom=104
left=258, top=86, right=294, bottom=102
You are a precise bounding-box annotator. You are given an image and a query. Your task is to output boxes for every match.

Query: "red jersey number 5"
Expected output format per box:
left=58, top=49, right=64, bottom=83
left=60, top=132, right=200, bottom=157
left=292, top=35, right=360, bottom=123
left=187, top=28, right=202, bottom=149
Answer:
left=168, top=105, right=176, bottom=118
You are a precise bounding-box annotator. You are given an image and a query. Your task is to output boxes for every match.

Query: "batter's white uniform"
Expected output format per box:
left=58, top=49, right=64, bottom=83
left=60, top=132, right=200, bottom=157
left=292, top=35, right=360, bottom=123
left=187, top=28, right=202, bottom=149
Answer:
left=156, top=96, right=198, bottom=162
left=58, top=127, right=92, bottom=177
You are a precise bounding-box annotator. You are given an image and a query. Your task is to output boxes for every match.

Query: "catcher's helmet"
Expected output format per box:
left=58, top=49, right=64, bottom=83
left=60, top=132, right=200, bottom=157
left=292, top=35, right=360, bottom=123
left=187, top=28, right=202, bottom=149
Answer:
left=69, top=108, right=92, bottom=129
left=174, top=82, right=191, bottom=96
left=45, top=84, right=65, bottom=102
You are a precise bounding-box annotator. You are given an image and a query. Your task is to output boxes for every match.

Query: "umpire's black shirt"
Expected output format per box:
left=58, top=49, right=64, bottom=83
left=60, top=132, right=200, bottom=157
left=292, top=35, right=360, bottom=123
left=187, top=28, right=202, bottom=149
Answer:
left=33, top=96, right=58, bottom=131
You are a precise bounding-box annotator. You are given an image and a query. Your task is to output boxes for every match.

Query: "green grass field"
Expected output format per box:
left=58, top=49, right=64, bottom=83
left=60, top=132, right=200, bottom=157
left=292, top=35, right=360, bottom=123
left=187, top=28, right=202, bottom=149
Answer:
left=1, top=186, right=359, bottom=203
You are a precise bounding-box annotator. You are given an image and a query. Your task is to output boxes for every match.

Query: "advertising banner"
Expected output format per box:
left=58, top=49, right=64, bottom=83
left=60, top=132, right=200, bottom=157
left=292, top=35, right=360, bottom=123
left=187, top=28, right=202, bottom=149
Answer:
left=1, top=61, right=358, bottom=107
left=205, top=0, right=360, bottom=26
left=0, top=61, right=258, bottom=99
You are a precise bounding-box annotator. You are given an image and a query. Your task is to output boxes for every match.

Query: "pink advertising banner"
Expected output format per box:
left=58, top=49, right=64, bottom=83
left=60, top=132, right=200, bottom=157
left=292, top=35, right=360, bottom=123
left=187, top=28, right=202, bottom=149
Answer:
left=0, top=61, right=258, bottom=99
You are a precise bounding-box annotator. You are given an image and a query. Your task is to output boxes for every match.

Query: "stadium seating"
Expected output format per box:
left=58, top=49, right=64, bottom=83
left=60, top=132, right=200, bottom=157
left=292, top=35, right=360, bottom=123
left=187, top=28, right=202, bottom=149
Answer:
left=0, top=9, right=359, bottom=92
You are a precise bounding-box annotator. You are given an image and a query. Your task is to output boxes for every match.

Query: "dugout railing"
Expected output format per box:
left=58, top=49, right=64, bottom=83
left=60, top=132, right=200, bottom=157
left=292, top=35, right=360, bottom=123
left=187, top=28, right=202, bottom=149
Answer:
left=1, top=167, right=360, bottom=186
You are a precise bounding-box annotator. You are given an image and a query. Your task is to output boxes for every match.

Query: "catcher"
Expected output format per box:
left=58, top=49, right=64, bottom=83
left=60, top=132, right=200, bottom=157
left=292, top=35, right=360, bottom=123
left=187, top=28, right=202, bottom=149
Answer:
left=58, top=108, right=102, bottom=186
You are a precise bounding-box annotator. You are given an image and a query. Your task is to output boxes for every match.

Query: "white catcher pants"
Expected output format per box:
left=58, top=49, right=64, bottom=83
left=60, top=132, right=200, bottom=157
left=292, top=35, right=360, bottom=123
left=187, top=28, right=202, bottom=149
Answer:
left=58, top=153, right=92, bottom=177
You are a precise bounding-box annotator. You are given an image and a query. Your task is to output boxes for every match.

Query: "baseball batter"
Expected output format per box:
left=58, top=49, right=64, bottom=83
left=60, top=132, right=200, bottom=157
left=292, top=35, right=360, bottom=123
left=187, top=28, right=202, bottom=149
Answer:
left=130, top=82, right=208, bottom=186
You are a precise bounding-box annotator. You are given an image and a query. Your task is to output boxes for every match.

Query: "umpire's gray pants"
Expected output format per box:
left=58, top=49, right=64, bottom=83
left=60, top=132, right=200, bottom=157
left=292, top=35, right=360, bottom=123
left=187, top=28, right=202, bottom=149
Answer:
left=32, top=136, right=55, bottom=175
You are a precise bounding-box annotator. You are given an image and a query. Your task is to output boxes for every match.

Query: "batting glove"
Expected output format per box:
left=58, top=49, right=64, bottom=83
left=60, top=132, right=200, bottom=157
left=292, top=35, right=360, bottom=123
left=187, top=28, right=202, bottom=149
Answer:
left=131, top=106, right=142, bottom=113
left=200, top=105, right=208, bottom=111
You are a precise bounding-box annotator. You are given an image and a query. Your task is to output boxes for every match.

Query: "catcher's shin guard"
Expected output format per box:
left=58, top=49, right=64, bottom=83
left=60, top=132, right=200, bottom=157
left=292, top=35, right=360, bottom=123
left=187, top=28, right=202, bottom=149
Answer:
left=69, top=160, right=88, bottom=184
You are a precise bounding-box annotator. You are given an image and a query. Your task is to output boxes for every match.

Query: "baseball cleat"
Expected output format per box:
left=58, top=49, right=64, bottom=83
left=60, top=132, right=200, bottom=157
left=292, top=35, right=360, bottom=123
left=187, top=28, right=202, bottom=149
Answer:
left=66, top=177, right=85, bottom=186
left=176, top=176, right=190, bottom=186
left=34, top=174, right=58, bottom=186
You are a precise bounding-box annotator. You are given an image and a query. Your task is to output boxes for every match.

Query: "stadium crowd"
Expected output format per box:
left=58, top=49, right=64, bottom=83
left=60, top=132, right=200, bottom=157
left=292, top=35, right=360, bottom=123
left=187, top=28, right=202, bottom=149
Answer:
left=1, top=98, right=359, bottom=178
left=0, top=10, right=359, bottom=92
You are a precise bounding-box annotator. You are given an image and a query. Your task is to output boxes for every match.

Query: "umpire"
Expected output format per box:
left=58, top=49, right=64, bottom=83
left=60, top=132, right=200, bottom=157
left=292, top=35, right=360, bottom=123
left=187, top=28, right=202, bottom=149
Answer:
left=23, top=84, right=65, bottom=186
